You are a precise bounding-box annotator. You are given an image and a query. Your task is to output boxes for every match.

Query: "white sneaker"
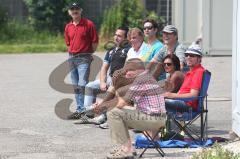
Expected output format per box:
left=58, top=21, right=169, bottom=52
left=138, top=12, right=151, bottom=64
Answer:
left=88, top=114, right=106, bottom=125
left=99, top=122, right=109, bottom=129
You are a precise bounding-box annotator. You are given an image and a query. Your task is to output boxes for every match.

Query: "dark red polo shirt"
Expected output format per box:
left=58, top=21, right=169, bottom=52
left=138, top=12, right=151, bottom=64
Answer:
left=64, top=18, right=99, bottom=54
left=178, top=64, right=205, bottom=110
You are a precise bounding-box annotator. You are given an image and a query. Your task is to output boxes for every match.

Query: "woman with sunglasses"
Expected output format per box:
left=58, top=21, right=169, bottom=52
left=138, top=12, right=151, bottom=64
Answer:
left=162, top=54, right=184, bottom=93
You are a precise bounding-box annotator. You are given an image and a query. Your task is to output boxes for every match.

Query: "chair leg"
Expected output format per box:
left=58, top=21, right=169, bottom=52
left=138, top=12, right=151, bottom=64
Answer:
left=200, top=111, right=208, bottom=143
left=170, top=112, right=208, bottom=146
left=139, top=129, right=165, bottom=158
left=139, top=148, right=147, bottom=158
left=173, top=118, right=196, bottom=141
left=145, top=131, right=165, bottom=156
left=170, top=117, right=200, bottom=143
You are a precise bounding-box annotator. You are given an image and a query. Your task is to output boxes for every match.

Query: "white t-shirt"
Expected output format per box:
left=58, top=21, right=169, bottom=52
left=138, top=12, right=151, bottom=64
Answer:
left=126, top=42, right=149, bottom=61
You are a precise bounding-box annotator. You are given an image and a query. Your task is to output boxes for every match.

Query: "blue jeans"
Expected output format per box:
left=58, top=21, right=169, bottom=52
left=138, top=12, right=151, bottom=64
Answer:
left=68, top=54, right=93, bottom=112
left=165, top=99, right=191, bottom=114
left=84, top=76, right=112, bottom=109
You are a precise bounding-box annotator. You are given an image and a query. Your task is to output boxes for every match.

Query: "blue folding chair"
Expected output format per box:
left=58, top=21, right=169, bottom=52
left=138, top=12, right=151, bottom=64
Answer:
left=167, top=70, right=211, bottom=144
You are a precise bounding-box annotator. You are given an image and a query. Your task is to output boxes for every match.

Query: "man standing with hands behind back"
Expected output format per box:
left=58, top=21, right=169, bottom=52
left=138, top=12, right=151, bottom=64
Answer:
left=64, top=2, right=99, bottom=119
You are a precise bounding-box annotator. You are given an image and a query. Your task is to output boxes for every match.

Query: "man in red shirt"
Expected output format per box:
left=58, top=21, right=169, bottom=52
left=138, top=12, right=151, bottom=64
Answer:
left=163, top=43, right=205, bottom=112
left=64, top=2, right=99, bottom=119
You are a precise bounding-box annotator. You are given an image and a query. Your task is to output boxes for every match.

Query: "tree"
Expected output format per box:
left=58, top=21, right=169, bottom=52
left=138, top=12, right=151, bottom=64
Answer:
left=100, top=0, right=166, bottom=40
left=23, top=0, right=84, bottom=32
left=100, top=0, right=145, bottom=39
left=0, top=4, right=7, bottom=28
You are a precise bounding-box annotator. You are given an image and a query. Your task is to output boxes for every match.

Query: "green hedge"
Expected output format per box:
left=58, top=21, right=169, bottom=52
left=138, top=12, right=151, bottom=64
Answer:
left=23, top=0, right=84, bottom=32
left=0, top=21, right=66, bottom=53
left=100, top=0, right=145, bottom=39
left=100, top=0, right=166, bottom=40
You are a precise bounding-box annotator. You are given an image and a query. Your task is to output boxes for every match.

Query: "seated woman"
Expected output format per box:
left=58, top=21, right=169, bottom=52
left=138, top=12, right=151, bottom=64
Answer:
left=162, top=54, right=185, bottom=93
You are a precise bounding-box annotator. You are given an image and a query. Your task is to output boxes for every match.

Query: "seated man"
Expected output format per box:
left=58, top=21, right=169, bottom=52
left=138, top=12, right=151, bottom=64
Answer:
left=76, top=59, right=141, bottom=126
left=91, top=55, right=183, bottom=129
left=103, top=58, right=166, bottom=159
left=141, top=19, right=164, bottom=62
left=126, top=27, right=149, bottom=61
left=162, top=44, right=205, bottom=113
left=146, top=25, right=186, bottom=80
left=80, top=27, right=130, bottom=123
left=92, top=58, right=145, bottom=114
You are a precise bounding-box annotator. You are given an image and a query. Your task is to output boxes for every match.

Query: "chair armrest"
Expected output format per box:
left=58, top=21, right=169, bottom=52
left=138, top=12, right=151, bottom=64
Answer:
left=167, top=95, right=206, bottom=102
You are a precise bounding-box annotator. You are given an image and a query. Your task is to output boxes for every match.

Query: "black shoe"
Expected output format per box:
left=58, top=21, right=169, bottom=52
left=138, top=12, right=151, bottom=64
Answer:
left=85, top=111, right=95, bottom=119
left=74, top=115, right=91, bottom=124
left=67, top=111, right=83, bottom=120
left=132, top=129, right=142, bottom=133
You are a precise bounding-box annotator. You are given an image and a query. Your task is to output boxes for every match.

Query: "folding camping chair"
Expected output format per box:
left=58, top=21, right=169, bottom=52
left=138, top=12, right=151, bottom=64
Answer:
left=167, top=70, right=211, bottom=144
left=137, top=126, right=165, bottom=158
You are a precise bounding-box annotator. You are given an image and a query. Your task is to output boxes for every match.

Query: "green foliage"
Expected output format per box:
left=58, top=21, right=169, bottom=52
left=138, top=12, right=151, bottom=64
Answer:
left=23, top=0, right=84, bottom=32
left=0, top=21, right=58, bottom=44
left=192, top=144, right=240, bottom=159
left=147, top=11, right=166, bottom=30
left=120, top=0, right=145, bottom=28
left=0, top=43, right=66, bottom=54
left=100, top=0, right=166, bottom=40
left=0, top=21, right=65, bottom=53
left=100, top=0, right=145, bottom=39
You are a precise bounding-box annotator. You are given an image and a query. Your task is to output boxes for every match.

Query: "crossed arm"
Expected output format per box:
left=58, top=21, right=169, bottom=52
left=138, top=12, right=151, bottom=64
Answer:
left=162, top=89, right=199, bottom=99
left=146, top=59, right=164, bottom=80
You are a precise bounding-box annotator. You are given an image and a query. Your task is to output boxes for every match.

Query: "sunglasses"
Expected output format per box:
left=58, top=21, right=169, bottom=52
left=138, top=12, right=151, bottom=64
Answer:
left=185, top=54, right=198, bottom=58
left=163, top=63, right=173, bottom=67
left=143, top=26, right=154, bottom=30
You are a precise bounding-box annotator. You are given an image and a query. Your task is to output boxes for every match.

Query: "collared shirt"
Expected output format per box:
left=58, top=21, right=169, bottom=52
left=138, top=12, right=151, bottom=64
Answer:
left=64, top=18, right=99, bottom=54
left=178, top=64, right=205, bottom=110
left=104, top=45, right=130, bottom=76
left=154, top=42, right=186, bottom=64
left=126, top=42, right=149, bottom=61
left=123, top=71, right=166, bottom=115
left=140, top=40, right=163, bottom=62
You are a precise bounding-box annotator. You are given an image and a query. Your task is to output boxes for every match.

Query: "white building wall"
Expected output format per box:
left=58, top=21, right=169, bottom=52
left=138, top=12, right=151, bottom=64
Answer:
left=172, top=0, right=232, bottom=55
left=232, top=0, right=240, bottom=137
left=172, top=0, right=201, bottom=46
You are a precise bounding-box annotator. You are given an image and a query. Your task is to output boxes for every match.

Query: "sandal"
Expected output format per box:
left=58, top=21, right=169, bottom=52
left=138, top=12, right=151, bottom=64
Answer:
left=107, top=149, right=134, bottom=159
left=109, top=147, right=137, bottom=156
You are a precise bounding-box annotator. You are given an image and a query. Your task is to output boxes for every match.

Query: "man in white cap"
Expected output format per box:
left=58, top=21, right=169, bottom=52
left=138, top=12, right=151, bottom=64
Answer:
left=162, top=44, right=205, bottom=112
left=147, top=25, right=186, bottom=79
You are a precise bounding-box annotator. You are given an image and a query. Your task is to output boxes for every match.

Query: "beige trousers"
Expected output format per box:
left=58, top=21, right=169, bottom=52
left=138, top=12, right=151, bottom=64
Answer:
left=107, top=106, right=166, bottom=145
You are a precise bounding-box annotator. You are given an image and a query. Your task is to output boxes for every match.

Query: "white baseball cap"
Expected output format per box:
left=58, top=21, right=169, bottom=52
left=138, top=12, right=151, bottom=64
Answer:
left=185, top=44, right=203, bottom=56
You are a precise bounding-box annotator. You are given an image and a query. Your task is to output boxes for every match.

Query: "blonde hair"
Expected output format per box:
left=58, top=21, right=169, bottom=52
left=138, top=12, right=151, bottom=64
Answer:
left=127, top=27, right=144, bottom=41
